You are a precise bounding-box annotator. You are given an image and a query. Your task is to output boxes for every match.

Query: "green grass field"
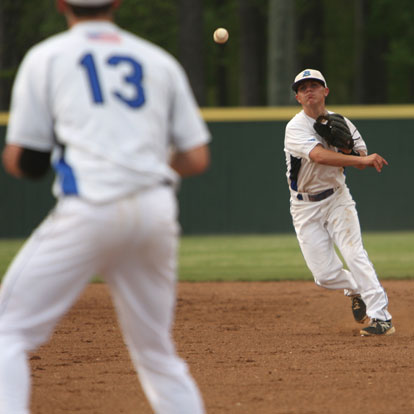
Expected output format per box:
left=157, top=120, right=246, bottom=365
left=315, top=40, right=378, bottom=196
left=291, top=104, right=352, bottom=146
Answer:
left=2, top=232, right=412, bottom=282
left=178, top=232, right=414, bottom=281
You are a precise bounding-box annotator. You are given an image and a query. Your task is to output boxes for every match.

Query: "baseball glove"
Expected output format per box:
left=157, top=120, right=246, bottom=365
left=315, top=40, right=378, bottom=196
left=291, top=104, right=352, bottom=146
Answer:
left=313, top=113, right=354, bottom=150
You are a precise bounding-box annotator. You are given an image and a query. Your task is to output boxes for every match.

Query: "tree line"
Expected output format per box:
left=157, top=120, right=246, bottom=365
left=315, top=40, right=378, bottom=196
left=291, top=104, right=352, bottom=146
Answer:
left=0, top=0, right=413, bottom=110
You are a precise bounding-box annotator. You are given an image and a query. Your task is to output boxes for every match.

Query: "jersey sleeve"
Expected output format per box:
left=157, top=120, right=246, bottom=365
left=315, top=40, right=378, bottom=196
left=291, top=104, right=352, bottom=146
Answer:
left=285, top=119, right=320, bottom=161
left=344, top=118, right=368, bottom=153
left=168, top=62, right=210, bottom=152
left=6, top=46, right=55, bottom=151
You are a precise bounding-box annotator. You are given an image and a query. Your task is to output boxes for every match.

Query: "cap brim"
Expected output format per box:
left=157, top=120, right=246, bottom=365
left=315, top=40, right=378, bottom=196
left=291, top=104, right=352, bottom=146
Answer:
left=292, top=78, right=325, bottom=92
left=65, top=0, right=114, bottom=5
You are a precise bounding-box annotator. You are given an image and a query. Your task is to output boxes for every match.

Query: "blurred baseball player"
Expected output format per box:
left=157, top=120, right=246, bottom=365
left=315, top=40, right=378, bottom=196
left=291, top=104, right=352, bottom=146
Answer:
left=0, top=0, right=210, bottom=413
left=284, top=69, right=395, bottom=336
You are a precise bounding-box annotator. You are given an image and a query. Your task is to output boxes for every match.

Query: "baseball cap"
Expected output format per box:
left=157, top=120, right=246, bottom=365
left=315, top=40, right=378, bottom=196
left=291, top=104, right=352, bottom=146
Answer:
left=64, top=0, right=114, bottom=6
left=292, top=69, right=327, bottom=92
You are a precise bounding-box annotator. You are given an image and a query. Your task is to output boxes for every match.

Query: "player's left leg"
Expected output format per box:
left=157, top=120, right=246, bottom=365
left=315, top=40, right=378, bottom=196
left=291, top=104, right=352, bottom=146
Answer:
left=104, top=187, right=205, bottom=414
left=327, top=187, right=392, bottom=322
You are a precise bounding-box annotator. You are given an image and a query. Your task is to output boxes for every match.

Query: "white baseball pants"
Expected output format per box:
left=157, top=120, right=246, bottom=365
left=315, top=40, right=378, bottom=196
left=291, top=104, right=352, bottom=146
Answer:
left=290, top=185, right=392, bottom=321
left=0, top=186, right=204, bottom=414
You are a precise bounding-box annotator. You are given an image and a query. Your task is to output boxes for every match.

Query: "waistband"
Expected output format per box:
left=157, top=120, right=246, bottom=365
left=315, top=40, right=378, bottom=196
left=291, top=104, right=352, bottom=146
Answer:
left=296, top=188, right=337, bottom=202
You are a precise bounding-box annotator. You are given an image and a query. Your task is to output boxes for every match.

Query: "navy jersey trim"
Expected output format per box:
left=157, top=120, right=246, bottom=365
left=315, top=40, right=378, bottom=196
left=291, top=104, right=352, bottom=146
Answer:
left=289, top=155, right=302, bottom=191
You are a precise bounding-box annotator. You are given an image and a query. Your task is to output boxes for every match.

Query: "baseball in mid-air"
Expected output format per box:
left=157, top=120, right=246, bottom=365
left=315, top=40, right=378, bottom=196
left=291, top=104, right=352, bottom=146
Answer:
left=213, top=28, right=229, bottom=44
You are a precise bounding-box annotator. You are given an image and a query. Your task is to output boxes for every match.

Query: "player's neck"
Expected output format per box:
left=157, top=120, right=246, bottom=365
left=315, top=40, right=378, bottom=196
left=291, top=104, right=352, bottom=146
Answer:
left=302, top=104, right=327, bottom=120
left=66, top=14, right=114, bottom=28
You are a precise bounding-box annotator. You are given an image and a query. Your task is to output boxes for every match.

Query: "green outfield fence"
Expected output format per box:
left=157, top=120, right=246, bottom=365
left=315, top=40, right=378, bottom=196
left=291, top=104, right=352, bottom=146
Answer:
left=1, top=106, right=414, bottom=237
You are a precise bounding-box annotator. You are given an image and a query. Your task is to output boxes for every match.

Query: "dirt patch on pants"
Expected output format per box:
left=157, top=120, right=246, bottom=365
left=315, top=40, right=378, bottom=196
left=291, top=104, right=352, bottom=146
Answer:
left=30, top=281, right=414, bottom=413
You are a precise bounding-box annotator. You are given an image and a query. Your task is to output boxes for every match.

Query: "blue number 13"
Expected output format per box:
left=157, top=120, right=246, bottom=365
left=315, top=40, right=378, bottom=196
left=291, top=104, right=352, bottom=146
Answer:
left=80, top=53, right=146, bottom=108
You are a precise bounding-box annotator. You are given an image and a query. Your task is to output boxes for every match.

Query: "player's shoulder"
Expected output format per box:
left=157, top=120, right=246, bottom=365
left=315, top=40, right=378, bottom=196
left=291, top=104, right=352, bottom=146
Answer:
left=120, top=28, right=182, bottom=69
left=15, top=31, right=71, bottom=74
left=286, top=110, right=307, bottom=130
left=285, top=110, right=320, bottom=148
left=25, top=29, right=78, bottom=63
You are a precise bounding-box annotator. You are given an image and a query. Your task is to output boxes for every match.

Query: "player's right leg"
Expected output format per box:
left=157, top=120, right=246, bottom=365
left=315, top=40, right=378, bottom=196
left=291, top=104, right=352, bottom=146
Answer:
left=0, top=198, right=104, bottom=413
left=291, top=202, right=358, bottom=294
left=104, top=187, right=205, bottom=414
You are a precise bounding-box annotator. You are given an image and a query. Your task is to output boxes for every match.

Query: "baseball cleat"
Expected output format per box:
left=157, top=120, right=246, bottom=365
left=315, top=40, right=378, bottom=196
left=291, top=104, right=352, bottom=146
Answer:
left=360, top=319, right=395, bottom=336
left=351, top=295, right=368, bottom=324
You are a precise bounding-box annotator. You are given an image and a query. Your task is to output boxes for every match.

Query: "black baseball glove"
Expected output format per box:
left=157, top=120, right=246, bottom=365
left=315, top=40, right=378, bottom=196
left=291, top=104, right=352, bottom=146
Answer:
left=313, top=113, right=354, bottom=150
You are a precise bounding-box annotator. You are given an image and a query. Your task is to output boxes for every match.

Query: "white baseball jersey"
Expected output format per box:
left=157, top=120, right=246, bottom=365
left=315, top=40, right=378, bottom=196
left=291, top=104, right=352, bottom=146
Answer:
left=6, top=21, right=210, bottom=203
left=284, top=110, right=366, bottom=199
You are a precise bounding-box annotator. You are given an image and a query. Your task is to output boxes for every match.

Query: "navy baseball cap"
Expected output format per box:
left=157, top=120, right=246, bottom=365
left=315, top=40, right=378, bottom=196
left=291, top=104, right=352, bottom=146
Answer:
left=292, top=69, right=327, bottom=92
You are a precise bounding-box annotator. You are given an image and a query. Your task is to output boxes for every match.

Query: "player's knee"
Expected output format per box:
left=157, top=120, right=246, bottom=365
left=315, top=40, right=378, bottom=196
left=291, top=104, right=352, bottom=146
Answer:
left=314, top=271, right=339, bottom=286
left=135, top=347, right=187, bottom=375
left=0, top=326, right=49, bottom=353
left=0, top=334, right=29, bottom=356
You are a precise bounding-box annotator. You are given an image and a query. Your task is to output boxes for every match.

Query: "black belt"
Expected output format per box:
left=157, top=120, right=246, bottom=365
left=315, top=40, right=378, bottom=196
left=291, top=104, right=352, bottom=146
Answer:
left=297, top=188, right=335, bottom=202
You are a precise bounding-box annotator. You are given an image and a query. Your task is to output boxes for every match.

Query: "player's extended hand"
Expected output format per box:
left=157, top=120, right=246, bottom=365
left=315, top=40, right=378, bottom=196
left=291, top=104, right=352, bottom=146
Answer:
left=361, top=153, right=388, bottom=172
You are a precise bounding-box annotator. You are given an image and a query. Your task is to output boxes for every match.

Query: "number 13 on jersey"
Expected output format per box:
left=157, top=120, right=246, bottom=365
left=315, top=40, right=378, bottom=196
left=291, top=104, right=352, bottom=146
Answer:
left=80, top=53, right=146, bottom=109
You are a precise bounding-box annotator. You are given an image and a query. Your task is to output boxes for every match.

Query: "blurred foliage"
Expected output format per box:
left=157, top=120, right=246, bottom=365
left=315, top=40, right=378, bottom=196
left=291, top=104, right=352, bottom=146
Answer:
left=0, top=0, right=413, bottom=109
left=115, top=0, right=178, bottom=55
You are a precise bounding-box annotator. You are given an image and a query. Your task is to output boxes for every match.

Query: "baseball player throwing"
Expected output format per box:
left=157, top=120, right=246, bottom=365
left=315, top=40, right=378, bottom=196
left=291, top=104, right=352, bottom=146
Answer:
left=0, top=1, right=210, bottom=413
left=284, top=69, right=394, bottom=336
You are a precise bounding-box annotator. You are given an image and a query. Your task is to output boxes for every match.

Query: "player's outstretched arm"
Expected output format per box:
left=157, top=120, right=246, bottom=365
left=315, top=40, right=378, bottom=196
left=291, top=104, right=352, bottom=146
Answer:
left=310, top=144, right=388, bottom=172
left=170, top=144, right=210, bottom=177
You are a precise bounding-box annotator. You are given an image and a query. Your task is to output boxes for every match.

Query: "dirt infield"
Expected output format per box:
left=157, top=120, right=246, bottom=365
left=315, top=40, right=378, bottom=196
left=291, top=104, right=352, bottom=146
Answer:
left=30, top=281, right=414, bottom=414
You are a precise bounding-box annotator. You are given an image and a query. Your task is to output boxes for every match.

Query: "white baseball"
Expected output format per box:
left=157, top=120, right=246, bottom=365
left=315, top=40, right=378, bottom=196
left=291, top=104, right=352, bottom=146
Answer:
left=213, top=28, right=229, bottom=44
